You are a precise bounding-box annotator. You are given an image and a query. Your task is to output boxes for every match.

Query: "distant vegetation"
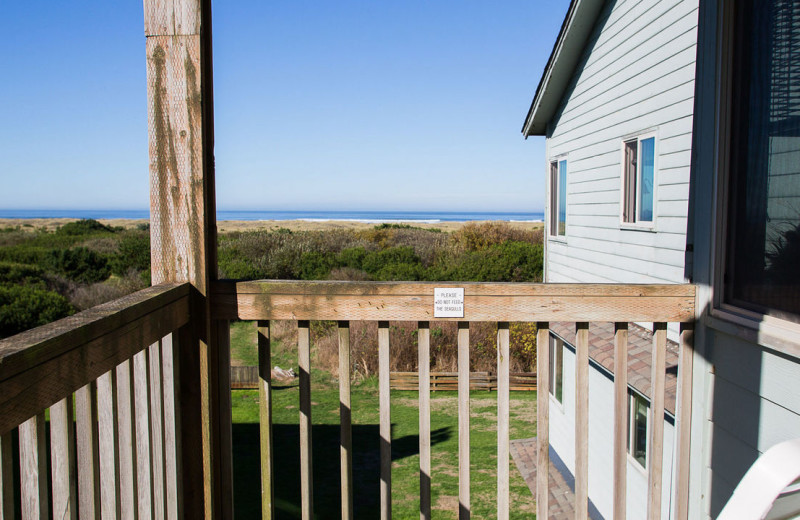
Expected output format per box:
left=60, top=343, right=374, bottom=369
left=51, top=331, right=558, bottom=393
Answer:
left=0, top=220, right=543, bottom=351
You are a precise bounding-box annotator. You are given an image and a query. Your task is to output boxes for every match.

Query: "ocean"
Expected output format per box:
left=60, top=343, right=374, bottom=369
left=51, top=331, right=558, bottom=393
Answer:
left=0, top=209, right=544, bottom=224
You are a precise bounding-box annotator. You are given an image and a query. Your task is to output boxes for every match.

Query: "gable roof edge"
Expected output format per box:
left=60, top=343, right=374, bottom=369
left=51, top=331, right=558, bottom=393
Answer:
left=522, top=0, right=606, bottom=137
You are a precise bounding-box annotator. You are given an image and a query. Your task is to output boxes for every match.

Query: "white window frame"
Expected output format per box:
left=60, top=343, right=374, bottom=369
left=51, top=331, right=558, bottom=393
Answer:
left=549, top=157, right=568, bottom=240
left=619, top=132, right=657, bottom=230
left=708, top=0, right=800, bottom=357
left=627, top=389, right=650, bottom=472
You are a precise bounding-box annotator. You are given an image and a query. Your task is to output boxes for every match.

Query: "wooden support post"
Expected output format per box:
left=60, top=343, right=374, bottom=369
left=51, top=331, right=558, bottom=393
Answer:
left=496, top=323, right=510, bottom=520
left=647, top=323, right=667, bottom=520
left=50, top=396, right=77, bottom=520
left=298, top=321, right=313, bottom=520
left=143, top=0, right=221, bottom=516
left=20, top=413, right=48, bottom=520
left=418, top=322, right=431, bottom=520
left=575, top=323, right=589, bottom=520
left=0, top=431, right=14, bottom=520
left=379, top=321, right=392, bottom=520
left=613, top=323, right=628, bottom=520
left=457, top=322, right=470, bottom=520
left=338, top=322, right=353, bottom=520
left=98, top=370, right=121, bottom=520
left=258, top=321, right=274, bottom=520
left=536, top=323, right=550, bottom=520
left=76, top=383, right=100, bottom=520
left=674, top=323, right=694, bottom=520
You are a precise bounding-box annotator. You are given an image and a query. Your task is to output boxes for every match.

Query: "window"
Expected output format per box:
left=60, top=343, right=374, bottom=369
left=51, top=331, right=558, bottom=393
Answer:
left=723, top=0, right=800, bottom=321
left=627, top=391, right=649, bottom=469
left=548, top=334, right=563, bottom=403
left=622, top=136, right=655, bottom=224
left=550, top=159, right=567, bottom=236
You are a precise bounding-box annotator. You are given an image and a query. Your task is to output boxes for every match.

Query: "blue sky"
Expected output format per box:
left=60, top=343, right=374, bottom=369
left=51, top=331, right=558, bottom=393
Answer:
left=0, top=1, right=569, bottom=213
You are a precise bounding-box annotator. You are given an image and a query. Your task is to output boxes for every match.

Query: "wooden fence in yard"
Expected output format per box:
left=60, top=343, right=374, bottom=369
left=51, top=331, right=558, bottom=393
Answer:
left=230, top=366, right=536, bottom=391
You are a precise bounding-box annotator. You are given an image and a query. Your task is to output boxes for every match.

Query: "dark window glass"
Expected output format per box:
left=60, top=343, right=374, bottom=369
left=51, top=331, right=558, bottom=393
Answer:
left=549, top=335, right=563, bottom=403
left=726, top=0, right=800, bottom=320
left=628, top=392, right=648, bottom=469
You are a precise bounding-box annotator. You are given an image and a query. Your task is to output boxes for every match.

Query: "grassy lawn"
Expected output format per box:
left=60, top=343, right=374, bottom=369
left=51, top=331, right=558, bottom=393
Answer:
left=229, top=323, right=539, bottom=519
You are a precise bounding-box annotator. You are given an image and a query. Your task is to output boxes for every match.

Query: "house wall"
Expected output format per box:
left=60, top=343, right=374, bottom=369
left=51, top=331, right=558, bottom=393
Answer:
left=544, top=0, right=699, bottom=285
left=550, top=339, right=676, bottom=519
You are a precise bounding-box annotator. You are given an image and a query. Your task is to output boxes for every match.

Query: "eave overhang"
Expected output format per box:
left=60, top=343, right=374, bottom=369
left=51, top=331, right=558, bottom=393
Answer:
left=522, top=0, right=606, bottom=137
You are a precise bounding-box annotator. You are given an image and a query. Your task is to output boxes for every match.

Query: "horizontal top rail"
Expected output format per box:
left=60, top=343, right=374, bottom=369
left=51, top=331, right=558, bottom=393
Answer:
left=211, top=280, right=696, bottom=322
left=0, top=282, right=191, bottom=434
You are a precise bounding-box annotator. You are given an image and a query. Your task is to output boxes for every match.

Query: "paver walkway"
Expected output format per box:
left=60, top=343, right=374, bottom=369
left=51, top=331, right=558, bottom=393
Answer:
left=510, top=437, right=604, bottom=519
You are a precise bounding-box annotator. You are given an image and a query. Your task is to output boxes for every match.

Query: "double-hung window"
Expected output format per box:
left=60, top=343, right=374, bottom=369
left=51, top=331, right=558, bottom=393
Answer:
left=627, top=390, right=649, bottom=469
left=548, top=334, right=563, bottom=403
left=722, top=0, right=800, bottom=321
left=621, top=135, right=656, bottom=225
left=550, top=159, right=567, bottom=236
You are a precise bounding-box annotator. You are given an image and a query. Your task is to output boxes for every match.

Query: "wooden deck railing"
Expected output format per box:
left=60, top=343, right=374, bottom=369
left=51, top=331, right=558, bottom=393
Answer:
left=212, top=280, right=696, bottom=520
left=0, top=283, right=191, bottom=519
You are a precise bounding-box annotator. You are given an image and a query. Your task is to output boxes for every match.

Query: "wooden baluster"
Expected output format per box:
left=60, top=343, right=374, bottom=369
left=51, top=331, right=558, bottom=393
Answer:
left=536, top=322, right=550, bottom=520
left=1, top=430, right=15, bottom=520
left=497, top=323, right=510, bottom=520
left=98, top=370, right=121, bottom=520
left=674, top=323, right=694, bottom=520
left=339, top=321, right=353, bottom=520
left=258, top=321, right=274, bottom=520
left=51, top=396, right=77, bottom=520
left=215, top=320, right=235, bottom=520
left=379, top=321, right=391, bottom=520
left=20, top=413, right=48, bottom=519
left=457, top=322, right=470, bottom=520
left=116, top=359, right=139, bottom=520
left=418, top=322, right=431, bottom=520
left=575, top=322, right=589, bottom=520
left=298, top=321, right=313, bottom=520
left=161, top=332, right=181, bottom=520
left=613, top=323, right=629, bottom=520
left=133, top=349, right=153, bottom=518
left=77, top=382, right=100, bottom=519
left=647, top=323, right=667, bottom=520
left=149, top=341, right=167, bottom=520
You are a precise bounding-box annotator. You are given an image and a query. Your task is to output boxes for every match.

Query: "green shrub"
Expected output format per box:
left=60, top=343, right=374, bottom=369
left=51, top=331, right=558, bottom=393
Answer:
left=43, top=247, right=110, bottom=284
left=298, top=251, right=337, bottom=280
left=0, top=284, right=74, bottom=338
left=56, top=219, right=116, bottom=236
left=337, top=247, right=368, bottom=270
left=111, top=233, right=150, bottom=275
left=362, top=246, right=421, bottom=274
left=429, top=241, right=543, bottom=282
left=0, top=262, right=47, bottom=288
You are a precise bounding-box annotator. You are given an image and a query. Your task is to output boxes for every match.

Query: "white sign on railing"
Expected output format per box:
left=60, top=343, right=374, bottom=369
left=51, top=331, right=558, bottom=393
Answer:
left=434, top=287, right=464, bottom=318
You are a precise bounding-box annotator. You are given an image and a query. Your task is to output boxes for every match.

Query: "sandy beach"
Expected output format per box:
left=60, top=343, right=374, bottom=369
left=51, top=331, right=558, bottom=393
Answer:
left=0, top=218, right=543, bottom=234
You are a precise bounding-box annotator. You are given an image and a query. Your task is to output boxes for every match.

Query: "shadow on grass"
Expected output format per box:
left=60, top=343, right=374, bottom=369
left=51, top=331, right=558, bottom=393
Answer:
left=233, top=423, right=452, bottom=519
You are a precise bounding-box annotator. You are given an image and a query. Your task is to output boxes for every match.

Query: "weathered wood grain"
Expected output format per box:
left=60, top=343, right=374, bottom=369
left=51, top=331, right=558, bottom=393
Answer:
left=97, top=370, right=121, bottom=520
left=116, top=359, right=139, bottom=520
left=647, top=324, right=667, bottom=520
left=613, top=323, right=629, bottom=520
left=161, top=332, right=182, bottom=520
left=497, top=323, right=510, bottom=520
left=149, top=341, right=167, bottom=520
left=211, top=281, right=695, bottom=322
left=258, top=321, right=274, bottom=520
left=298, top=322, right=313, bottom=520
left=0, top=432, right=13, bottom=520
left=50, top=396, right=77, bottom=520
left=144, top=0, right=201, bottom=36
left=575, top=323, right=589, bottom=520
left=0, top=290, right=190, bottom=436
left=20, top=413, right=48, bottom=520
left=458, top=322, right=470, bottom=520
left=536, top=323, right=550, bottom=520
left=214, top=321, right=234, bottom=520
left=418, top=322, right=431, bottom=520
left=76, top=383, right=100, bottom=520
left=674, top=323, right=694, bottom=520
left=379, top=321, right=391, bottom=520
left=134, top=350, right=154, bottom=518
left=338, top=322, right=353, bottom=520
